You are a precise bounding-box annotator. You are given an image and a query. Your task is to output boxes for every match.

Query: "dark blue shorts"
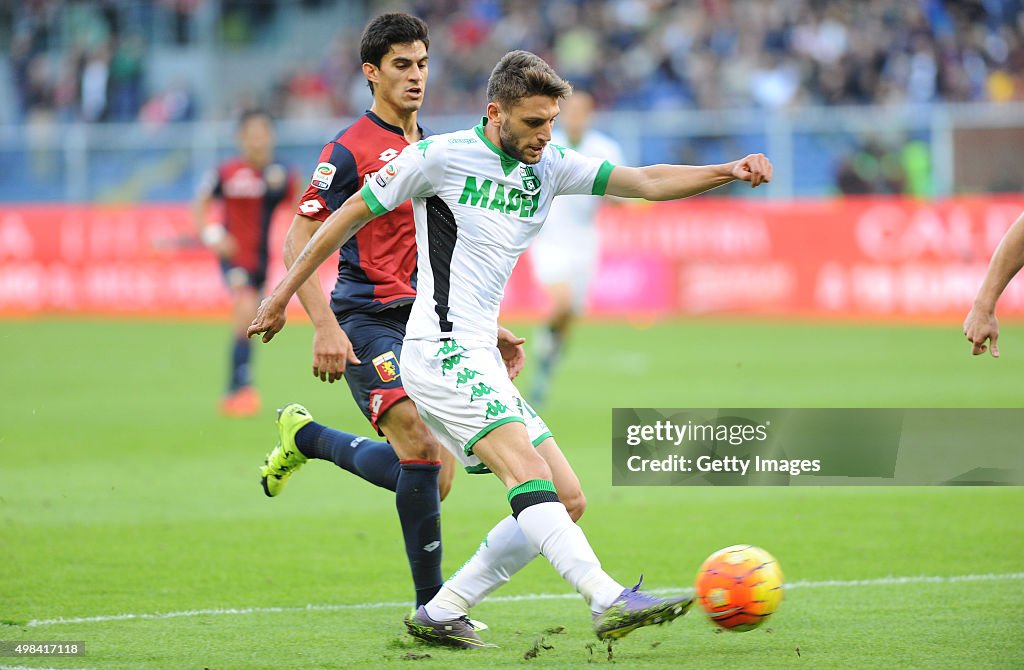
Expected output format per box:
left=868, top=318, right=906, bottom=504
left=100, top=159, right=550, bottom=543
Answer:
left=219, top=259, right=266, bottom=290
left=338, top=303, right=412, bottom=435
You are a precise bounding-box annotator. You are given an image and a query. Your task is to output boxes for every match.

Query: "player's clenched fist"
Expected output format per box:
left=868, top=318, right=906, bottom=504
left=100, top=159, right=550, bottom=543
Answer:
left=247, top=297, right=288, bottom=343
left=731, top=154, right=773, bottom=188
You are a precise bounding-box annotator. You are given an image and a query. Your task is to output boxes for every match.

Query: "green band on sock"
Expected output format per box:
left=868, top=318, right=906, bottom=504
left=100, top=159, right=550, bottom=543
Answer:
left=506, top=479, right=557, bottom=503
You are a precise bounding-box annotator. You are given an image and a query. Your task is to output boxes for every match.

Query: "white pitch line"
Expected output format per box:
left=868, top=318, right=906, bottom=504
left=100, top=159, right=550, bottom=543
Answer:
left=0, top=666, right=93, bottom=670
left=9, top=572, right=1024, bottom=629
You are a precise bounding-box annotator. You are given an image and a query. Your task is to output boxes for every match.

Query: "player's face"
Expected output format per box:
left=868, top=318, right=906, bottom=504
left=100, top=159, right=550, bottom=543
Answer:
left=238, top=117, right=274, bottom=164
left=367, top=41, right=429, bottom=112
left=496, top=96, right=560, bottom=165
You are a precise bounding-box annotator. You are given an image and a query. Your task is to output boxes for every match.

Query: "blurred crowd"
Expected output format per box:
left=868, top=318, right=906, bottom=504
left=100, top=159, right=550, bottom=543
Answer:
left=398, top=0, right=1024, bottom=114
left=9, top=1, right=199, bottom=124
left=6, top=0, right=1024, bottom=124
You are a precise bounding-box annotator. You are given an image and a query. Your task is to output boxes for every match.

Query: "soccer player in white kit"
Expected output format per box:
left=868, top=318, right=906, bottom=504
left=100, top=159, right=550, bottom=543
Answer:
left=248, top=50, right=773, bottom=648
left=529, top=91, right=624, bottom=406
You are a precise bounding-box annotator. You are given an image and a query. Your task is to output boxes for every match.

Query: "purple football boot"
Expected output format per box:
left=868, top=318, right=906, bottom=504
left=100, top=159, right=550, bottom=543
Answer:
left=593, top=576, right=693, bottom=640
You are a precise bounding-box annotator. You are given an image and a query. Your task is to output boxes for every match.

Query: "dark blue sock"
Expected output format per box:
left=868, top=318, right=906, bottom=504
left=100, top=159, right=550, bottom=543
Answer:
left=229, top=336, right=252, bottom=391
left=294, top=422, right=401, bottom=491
left=396, top=460, right=443, bottom=607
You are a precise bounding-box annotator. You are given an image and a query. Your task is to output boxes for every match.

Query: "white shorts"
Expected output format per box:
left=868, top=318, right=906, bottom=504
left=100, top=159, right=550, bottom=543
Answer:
left=401, top=337, right=552, bottom=474
left=530, top=221, right=598, bottom=311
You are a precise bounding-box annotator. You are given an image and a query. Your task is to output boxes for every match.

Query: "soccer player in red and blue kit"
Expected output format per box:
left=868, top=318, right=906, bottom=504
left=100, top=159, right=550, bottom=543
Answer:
left=194, top=109, right=297, bottom=417
left=257, top=13, right=526, bottom=610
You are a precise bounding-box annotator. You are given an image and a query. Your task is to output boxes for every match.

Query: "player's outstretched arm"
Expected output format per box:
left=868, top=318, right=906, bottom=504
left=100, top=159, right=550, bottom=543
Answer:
left=284, top=214, right=361, bottom=381
left=248, top=193, right=375, bottom=343
left=963, top=210, right=1024, bottom=358
left=604, top=154, right=773, bottom=201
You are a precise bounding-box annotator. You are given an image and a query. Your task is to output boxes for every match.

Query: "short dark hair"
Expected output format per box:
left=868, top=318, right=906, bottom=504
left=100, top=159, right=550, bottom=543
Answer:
left=360, top=13, right=429, bottom=93
left=237, top=108, right=273, bottom=129
left=486, top=50, right=572, bottom=108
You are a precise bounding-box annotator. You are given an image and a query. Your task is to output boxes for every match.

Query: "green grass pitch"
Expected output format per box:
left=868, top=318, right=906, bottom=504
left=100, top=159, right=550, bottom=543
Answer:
left=2, top=318, right=1023, bottom=669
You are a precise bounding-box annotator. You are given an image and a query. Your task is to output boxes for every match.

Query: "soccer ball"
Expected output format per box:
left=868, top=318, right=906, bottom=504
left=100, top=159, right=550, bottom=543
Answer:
left=694, top=544, right=784, bottom=631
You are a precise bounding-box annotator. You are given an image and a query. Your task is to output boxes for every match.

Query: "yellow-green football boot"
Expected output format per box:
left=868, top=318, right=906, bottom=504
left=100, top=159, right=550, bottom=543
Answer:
left=260, top=403, right=313, bottom=497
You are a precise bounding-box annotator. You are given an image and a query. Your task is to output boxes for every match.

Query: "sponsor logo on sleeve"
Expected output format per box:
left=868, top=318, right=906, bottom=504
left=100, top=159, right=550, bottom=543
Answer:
left=374, top=162, right=399, bottom=188
left=311, top=162, right=336, bottom=190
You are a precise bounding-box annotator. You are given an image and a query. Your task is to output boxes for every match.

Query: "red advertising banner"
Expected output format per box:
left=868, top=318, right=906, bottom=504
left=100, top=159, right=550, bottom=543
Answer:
left=513, top=195, right=1024, bottom=320
left=0, top=197, right=1022, bottom=319
left=0, top=205, right=332, bottom=317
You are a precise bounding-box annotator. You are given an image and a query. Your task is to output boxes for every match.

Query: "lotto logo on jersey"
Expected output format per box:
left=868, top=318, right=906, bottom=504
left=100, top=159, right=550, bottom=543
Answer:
left=311, top=162, right=336, bottom=190
left=372, top=351, right=400, bottom=382
left=378, top=148, right=399, bottom=162
left=299, top=199, right=323, bottom=215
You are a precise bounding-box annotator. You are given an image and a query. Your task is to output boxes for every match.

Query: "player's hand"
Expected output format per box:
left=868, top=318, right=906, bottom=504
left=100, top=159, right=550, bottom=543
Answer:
left=247, top=297, right=288, bottom=343
left=963, top=306, right=1000, bottom=357
left=312, top=321, right=361, bottom=382
left=201, top=225, right=238, bottom=258
left=731, top=154, right=773, bottom=188
left=497, top=326, right=527, bottom=380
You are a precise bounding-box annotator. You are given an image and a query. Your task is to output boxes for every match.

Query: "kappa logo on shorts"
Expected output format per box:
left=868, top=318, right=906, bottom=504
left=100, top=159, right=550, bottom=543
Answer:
left=440, top=354, right=466, bottom=375
left=469, top=382, right=496, bottom=402
left=435, top=339, right=466, bottom=358
left=484, top=400, right=510, bottom=420
left=372, top=351, right=400, bottom=382
left=455, top=368, right=481, bottom=386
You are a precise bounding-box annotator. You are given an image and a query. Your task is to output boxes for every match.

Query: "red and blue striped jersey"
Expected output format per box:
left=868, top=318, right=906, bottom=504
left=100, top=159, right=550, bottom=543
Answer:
left=297, top=111, right=427, bottom=316
left=201, top=158, right=295, bottom=273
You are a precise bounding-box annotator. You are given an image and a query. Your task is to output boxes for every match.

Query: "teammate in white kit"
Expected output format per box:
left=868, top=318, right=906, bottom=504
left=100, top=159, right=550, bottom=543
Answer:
left=248, top=50, right=773, bottom=649
left=529, top=91, right=624, bottom=406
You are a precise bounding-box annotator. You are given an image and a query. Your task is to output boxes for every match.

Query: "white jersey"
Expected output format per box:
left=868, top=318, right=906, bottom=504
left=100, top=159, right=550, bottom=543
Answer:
left=360, top=119, right=615, bottom=345
left=546, top=129, right=624, bottom=228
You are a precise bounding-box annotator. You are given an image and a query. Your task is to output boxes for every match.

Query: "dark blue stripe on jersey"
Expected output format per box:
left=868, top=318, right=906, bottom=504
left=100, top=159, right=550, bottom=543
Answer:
left=425, top=195, right=457, bottom=333
left=321, top=142, right=360, bottom=211
left=324, top=114, right=430, bottom=318
left=330, top=236, right=385, bottom=315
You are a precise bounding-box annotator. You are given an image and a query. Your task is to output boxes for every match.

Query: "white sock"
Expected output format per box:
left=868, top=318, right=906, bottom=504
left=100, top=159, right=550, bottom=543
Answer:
left=425, top=515, right=539, bottom=621
left=516, top=501, right=624, bottom=613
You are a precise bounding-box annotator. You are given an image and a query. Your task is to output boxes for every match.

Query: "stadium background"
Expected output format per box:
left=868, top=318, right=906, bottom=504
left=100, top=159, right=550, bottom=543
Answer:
left=2, top=1, right=1023, bottom=668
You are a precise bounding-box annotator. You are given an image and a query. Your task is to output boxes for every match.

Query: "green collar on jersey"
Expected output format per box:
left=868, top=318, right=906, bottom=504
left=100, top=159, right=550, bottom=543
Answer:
left=474, top=117, right=520, bottom=177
